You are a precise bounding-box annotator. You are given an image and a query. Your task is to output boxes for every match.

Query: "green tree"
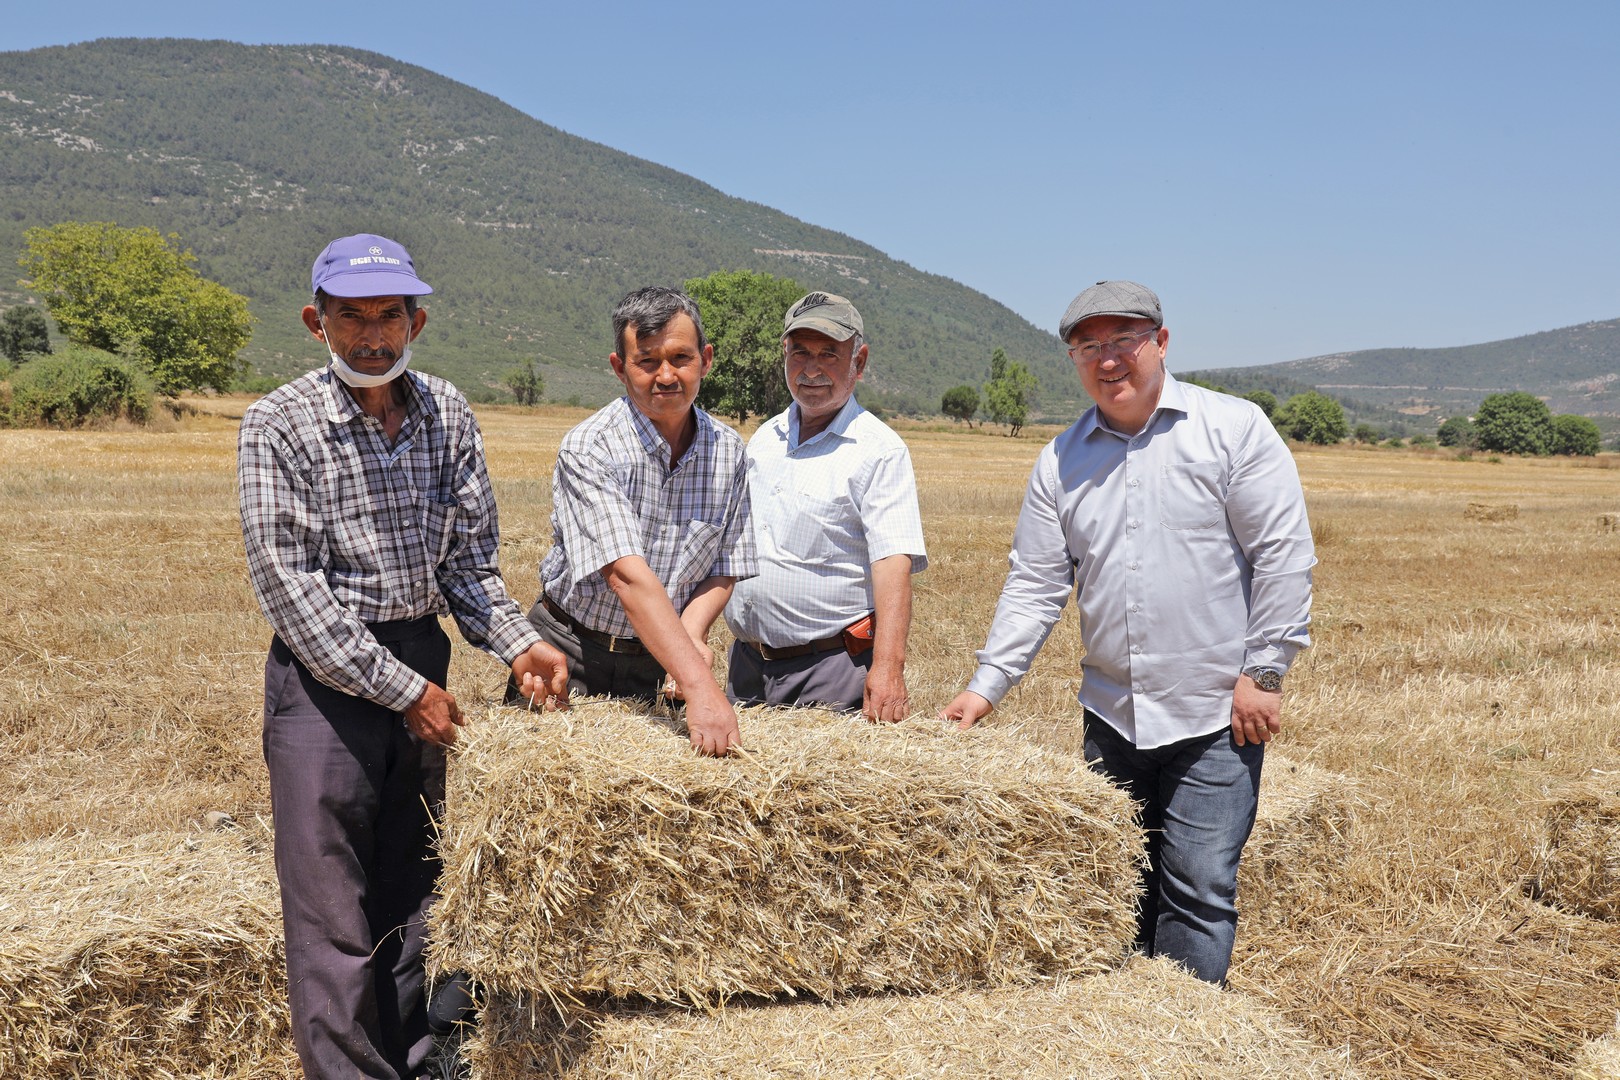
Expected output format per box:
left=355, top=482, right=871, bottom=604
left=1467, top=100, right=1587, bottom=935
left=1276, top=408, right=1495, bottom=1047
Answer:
left=1276, top=391, right=1348, bottom=445
left=941, top=384, right=979, bottom=425
left=0, top=306, right=52, bottom=364
left=506, top=358, right=544, bottom=406
left=1436, top=415, right=1475, bottom=448
left=1473, top=391, right=1554, bottom=455
left=1550, top=413, right=1601, bottom=456
left=684, top=269, right=805, bottom=424
left=18, top=221, right=253, bottom=395
left=983, top=347, right=1039, bottom=436
left=1352, top=423, right=1383, bottom=444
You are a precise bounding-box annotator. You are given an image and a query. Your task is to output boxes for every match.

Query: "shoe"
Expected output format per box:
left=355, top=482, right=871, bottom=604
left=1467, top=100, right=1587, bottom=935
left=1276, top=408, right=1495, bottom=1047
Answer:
left=426, top=972, right=478, bottom=1037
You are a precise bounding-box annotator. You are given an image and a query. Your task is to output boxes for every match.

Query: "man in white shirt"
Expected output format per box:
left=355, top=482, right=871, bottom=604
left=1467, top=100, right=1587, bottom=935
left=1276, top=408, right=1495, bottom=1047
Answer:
left=724, top=292, right=927, bottom=721
left=941, top=280, right=1315, bottom=984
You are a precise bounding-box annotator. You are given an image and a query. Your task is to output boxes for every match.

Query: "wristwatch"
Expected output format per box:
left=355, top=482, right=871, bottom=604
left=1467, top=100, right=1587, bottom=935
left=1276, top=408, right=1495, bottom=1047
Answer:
left=1243, top=667, right=1283, bottom=692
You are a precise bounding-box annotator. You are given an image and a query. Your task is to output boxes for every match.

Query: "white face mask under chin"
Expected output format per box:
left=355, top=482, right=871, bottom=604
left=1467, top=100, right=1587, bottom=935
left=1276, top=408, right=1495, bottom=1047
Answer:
left=319, top=313, right=412, bottom=388
left=328, top=347, right=411, bottom=388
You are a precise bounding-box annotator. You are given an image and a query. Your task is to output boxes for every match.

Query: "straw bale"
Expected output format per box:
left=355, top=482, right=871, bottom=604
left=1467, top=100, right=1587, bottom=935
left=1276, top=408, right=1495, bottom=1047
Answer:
left=1240, top=754, right=1364, bottom=918
left=1465, top=502, right=1519, bottom=522
left=1575, top=1024, right=1620, bottom=1080
left=0, top=825, right=297, bottom=1079
left=429, top=703, right=1146, bottom=1005
left=1533, top=778, right=1620, bottom=920
left=464, top=955, right=1361, bottom=1079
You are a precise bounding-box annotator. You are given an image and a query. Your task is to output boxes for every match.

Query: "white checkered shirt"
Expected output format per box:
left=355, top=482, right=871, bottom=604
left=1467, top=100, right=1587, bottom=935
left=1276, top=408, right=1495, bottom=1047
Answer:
left=238, top=369, right=541, bottom=712
left=725, top=397, right=927, bottom=648
left=539, top=397, right=756, bottom=638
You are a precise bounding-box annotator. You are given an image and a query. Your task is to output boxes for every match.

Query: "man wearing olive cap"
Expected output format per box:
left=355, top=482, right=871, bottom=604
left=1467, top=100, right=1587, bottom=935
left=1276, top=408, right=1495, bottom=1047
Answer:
left=724, top=292, right=927, bottom=719
left=941, top=280, right=1315, bottom=984
left=238, top=233, right=567, bottom=1077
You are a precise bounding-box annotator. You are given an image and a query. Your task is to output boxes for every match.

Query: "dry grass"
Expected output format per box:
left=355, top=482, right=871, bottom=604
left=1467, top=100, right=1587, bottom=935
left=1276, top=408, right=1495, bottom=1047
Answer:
left=0, top=823, right=296, bottom=1079
left=1575, top=1023, right=1620, bottom=1080
left=466, top=955, right=1361, bottom=1079
left=4, top=401, right=1620, bottom=1075
left=428, top=702, right=1145, bottom=1006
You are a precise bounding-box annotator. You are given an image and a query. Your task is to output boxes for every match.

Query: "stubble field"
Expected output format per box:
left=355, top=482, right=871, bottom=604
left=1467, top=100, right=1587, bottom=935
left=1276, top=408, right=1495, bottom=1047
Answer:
left=2, top=400, right=1618, bottom=1078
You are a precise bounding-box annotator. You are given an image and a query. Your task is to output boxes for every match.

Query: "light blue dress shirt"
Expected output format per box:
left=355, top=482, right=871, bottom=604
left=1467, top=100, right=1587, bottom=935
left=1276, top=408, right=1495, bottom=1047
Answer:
left=967, top=374, right=1315, bottom=749
left=726, top=396, right=926, bottom=648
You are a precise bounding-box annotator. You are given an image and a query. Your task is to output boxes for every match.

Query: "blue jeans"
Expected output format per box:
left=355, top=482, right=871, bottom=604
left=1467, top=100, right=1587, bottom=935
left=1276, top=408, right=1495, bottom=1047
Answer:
left=1082, top=711, right=1263, bottom=985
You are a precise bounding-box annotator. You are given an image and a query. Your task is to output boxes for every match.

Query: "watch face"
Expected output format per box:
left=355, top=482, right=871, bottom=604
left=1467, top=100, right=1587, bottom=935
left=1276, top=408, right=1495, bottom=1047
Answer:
left=1247, top=668, right=1283, bottom=692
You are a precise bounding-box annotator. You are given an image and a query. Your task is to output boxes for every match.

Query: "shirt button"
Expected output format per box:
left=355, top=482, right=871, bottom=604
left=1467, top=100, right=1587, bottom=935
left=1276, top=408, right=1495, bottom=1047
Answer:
left=1131, top=645, right=1141, bottom=654
left=1129, top=479, right=1139, bottom=487
left=1131, top=604, right=1141, bottom=612
left=1134, top=685, right=1143, bottom=694
left=1128, top=562, right=1139, bottom=570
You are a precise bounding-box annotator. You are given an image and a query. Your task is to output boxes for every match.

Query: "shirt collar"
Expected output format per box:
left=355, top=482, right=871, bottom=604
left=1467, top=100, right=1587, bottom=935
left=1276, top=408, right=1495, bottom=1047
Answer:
left=1080, top=371, right=1190, bottom=441
left=321, top=368, right=436, bottom=433
left=623, top=395, right=709, bottom=468
left=787, top=394, right=863, bottom=450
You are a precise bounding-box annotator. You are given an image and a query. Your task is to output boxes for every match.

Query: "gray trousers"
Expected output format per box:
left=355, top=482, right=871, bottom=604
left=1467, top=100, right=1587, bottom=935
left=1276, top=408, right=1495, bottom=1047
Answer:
left=725, top=639, right=871, bottom=713
left=262, top=618, right=449, bottom=1080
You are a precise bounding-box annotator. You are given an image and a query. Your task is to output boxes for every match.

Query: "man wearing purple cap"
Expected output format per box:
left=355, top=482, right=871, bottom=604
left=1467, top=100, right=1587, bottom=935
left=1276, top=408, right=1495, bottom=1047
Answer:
left=941, top=281, right=1315, bottom=985
left=238, top=233, right=568, bottom=1078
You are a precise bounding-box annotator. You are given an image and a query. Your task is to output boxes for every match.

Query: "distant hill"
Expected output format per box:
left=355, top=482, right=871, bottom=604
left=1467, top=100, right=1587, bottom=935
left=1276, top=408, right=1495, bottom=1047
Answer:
left=0, top=38, right=1074, bottom=412
left=1188, top=320, right=1620, bottom=433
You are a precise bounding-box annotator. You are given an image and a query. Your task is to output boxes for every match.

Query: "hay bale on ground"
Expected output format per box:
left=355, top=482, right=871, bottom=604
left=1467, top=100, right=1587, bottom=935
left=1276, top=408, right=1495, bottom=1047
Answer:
left=1533, top=779, right=1620, bottom=920
left=1465, top=502, right=1519, bottom=522
left=430, top=703, right=1146, bottom=1005
left=466, top=955, right=1361, bottom=1079
left=0, top=825, right=296, bottom=1079
left=1241, top=754, right=1364, bottom=919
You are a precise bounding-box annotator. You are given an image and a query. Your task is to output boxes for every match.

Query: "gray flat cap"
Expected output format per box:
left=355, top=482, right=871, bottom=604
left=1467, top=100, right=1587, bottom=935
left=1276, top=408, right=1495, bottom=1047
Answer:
left=1058, top=281, right=1162, bottom=342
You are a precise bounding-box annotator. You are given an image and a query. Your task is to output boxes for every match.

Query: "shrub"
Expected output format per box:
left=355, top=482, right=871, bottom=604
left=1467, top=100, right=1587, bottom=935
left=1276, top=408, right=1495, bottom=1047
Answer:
left=1437, top=415, right=1476, bottom=448
left=1551, top=414, right=1601, bottom=457
left=5, top=346, right=154, bottom=427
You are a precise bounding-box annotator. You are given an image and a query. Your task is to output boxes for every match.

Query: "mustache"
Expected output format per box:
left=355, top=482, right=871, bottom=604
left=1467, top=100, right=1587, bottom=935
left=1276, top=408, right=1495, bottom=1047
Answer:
left=345, top=346, right=397, bottom=362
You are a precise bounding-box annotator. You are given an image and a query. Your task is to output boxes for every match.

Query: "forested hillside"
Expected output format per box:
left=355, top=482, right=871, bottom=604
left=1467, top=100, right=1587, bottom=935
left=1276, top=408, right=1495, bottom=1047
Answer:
left=0, top=38, right=1072, bottom=410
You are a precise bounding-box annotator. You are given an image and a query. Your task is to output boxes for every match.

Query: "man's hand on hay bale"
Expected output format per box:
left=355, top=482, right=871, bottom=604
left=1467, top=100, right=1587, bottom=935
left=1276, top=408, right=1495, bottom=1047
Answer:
left=863, top=659, right=910, bottom=723
left=405, top=682, right=467, bottom=746
left=513, top=640, right=571, bottom=713
left=1231, top=673, right=1282, bottom=746
left=939, top=690, right=993, bottom=731
left=684, top=687, right=742, bottom=756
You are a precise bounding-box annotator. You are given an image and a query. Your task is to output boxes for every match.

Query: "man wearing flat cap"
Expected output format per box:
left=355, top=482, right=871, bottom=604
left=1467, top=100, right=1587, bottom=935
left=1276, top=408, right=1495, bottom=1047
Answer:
left=238, top=233, right=568, bottom=1078
left=942, top=281, right=1315, bottom=985
left=724, top=292, right=926, bottom=719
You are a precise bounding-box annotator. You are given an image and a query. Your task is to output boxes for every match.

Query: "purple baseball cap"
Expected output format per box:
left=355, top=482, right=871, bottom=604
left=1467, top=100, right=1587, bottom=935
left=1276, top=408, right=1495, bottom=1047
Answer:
left=310, top=233, right=433, bottom=298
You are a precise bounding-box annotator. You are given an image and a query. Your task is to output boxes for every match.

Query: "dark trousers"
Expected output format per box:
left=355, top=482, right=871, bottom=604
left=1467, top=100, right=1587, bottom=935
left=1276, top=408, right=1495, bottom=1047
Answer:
left=1081, top=710, right=1263, bottom=985
left=724, top=638, right=871, bottom=713
left=505, top=595, right=666, bottom=703
left=262, top=619, right=450, bottom=1080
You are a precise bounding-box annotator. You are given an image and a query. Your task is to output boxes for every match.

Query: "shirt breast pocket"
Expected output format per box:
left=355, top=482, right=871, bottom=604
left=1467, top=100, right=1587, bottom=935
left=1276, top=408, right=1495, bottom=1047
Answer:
left=1158, top=461, right=1224, bottom=530
left=673, top=519, right=723, bottom=586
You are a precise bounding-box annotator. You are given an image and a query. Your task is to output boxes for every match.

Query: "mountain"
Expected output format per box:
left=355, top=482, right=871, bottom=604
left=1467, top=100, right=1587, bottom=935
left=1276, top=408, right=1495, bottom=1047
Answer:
left=0, top=38, right=1074, bottom=412
left=1188, top=319, right=1620, bottom=432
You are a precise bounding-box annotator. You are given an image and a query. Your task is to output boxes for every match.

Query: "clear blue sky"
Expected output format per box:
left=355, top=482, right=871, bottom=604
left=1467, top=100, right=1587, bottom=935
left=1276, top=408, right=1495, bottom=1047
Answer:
left=7, top=1, right=1618, bottom=369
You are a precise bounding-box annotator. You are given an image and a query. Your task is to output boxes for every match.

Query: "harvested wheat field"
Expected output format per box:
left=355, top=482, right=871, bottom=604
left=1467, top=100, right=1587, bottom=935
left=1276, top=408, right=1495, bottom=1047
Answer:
left=466, top=955, right=1361, bottom=1079
left=0, top=823, right=296, bottom=1079
left=429, top=702, right=1145, bottom=1005
left=4, top=403, right=1620, bottom=1076
left=1533, top=778, right=1620, bottom=920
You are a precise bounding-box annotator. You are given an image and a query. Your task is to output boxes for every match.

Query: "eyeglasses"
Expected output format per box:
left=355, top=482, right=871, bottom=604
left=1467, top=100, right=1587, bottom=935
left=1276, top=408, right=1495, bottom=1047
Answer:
left=1067, top=327, right=1159, bottom=362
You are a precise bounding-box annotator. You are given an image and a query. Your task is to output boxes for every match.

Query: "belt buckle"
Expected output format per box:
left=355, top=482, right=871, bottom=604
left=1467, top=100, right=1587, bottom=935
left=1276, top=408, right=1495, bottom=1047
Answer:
left=607, top=635, right=623, bottom=654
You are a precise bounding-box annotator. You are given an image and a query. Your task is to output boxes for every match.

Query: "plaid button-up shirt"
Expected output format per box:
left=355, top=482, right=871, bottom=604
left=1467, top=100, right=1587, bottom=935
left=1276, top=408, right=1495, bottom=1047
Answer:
left=238, top=368, right=540, bottom=712
left=540, top=396, right=756, bottom=639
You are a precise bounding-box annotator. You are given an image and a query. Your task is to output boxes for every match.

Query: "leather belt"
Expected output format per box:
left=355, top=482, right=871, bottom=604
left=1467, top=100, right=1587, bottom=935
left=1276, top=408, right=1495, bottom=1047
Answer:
left=543, top=595, right=648, bottom=655
left=744, top=633, right=849, bottom=663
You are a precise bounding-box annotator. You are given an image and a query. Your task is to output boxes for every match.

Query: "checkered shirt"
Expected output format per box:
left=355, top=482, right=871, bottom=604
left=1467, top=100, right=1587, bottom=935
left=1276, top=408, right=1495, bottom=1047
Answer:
left=238, top=368, right=541, bottom=712
left=540, top=396, right=756, bottom=639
